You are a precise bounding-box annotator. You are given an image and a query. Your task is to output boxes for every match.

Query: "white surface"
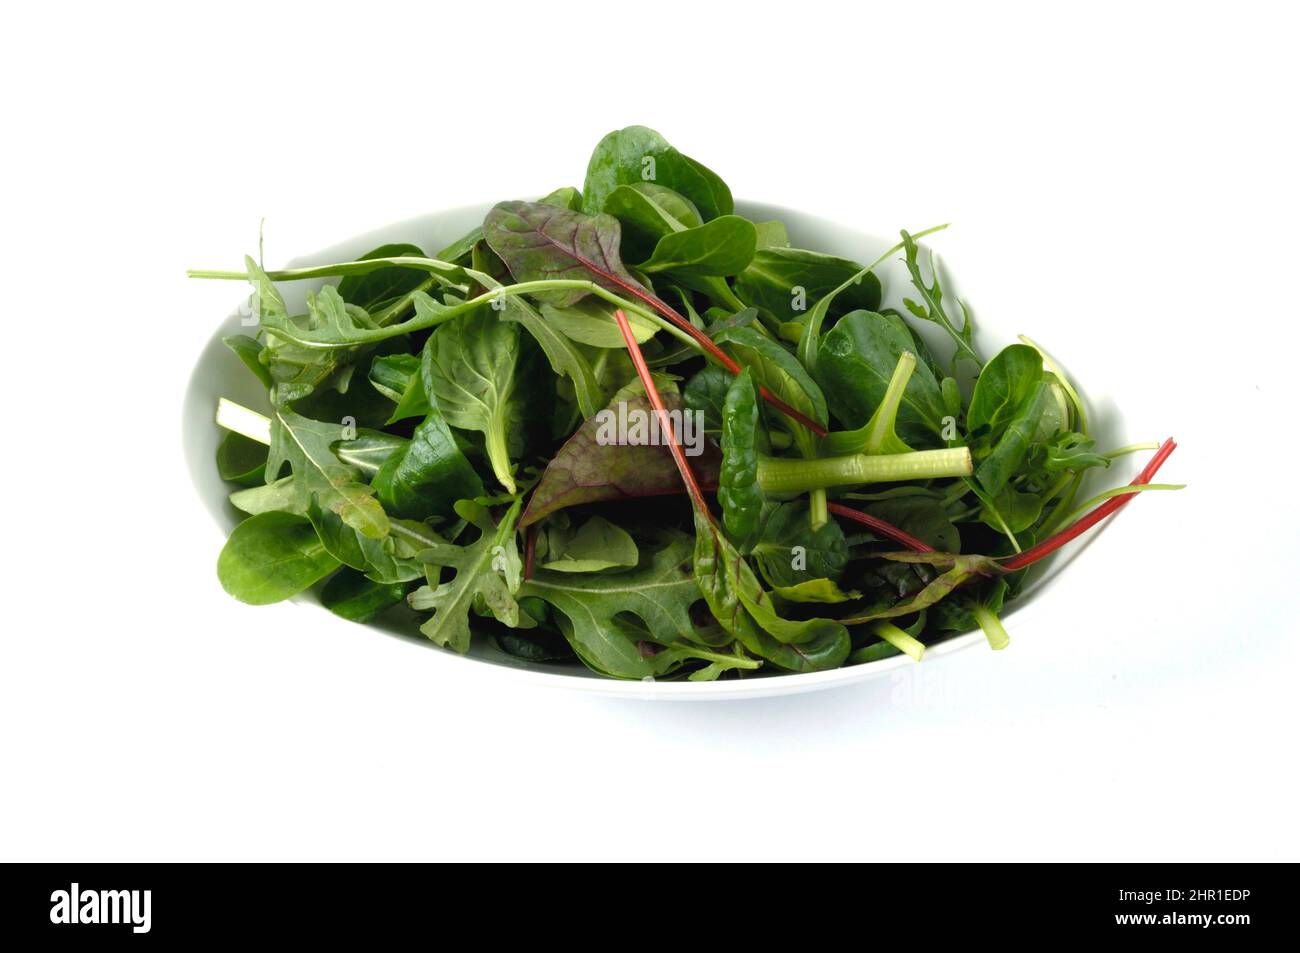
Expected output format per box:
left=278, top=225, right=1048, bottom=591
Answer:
left=2, top=1, right=1297, bottom=860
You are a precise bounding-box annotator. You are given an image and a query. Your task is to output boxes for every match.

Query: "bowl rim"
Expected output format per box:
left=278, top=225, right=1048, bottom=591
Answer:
left=183, top=198, right=1102, bottom=699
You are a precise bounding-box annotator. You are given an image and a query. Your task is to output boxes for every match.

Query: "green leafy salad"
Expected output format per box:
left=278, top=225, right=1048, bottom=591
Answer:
left=193, top=125, right=1181, bottom=680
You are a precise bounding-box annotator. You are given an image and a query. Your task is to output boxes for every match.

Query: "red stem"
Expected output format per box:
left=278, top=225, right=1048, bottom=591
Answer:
left=826, top=502, right=936, bottom=553
left=523, top=524, right=536, bottom=580
left=569, top=253, right=826, bottom=436
left=612, top=310, right=713, bottom=518
left=1001, top=438, right=1177, bottom=572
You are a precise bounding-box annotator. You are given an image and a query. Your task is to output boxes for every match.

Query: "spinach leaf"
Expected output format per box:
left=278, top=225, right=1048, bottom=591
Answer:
left=603, top=182, right=703, bottom=260
left=713, top=325, right=827, bottom=452
left=217, top=431, right=268, bottom=486
left=420, top=309, right=537, bottom=494
left=320, top=569, right=408, bottom=623
left=734, top=247, right=881, bottom=326
left=538, top=515, right=639, bottom=573
left=967, top=344, right=1044, bottom=444
left=217, top=511, right=340, bottom=605
left=223, top=334, right=272, bottom=389
left=975, top=379, right=1051, bottom=495
left=537, top=299, right=658, bottom=349
left=582, top=125, right=733, bottom=221
left=336, top=242, right=428, bottom=311
left=682, top=364, right=733, bottom=438
left=816, top=311, right=948, bottom=446
left=637, top=215, right=757, bottom=278
left=718, top=368, right=767, bottom=547
left=693, top=510, right=850, bottom=671
left=372, top=406, right=483, bottom=521
left=750, top=502, right=848, bottom=588
left=368, top=353, right=431, bottom=423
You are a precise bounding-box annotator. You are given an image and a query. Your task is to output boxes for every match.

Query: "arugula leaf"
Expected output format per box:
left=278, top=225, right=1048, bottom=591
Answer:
left=267, top=408, right=389, bottom=539
left=899, top=230, right=981, bottom=370
left=522, top=534, right=745, bottom=679
left=409, top=498, right=525, bottom=653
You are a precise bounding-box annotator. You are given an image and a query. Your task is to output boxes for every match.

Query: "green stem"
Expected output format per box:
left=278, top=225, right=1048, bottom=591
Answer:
left=809, top=488, right=829, bottom=530
left=870, top=621, right=925, bottom=661
left=1056, top=483, right=1184, bottom=527
left=483, top=419, right=517, bottom=494
left=971, top=603, right=1009, bottom=650
left=756, top=447, right=972, bottom=494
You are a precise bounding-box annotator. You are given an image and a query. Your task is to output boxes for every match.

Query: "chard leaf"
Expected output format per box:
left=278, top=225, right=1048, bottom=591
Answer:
left=267, top=408, right=389, bottom=539
left=217, top=511, right=340, bottom=605
left=520, top=390, right=720, bottom=527
left=582, top=125, right=733, bottom=221
left=482, top=200, right=641, bottom=309
left=409, top=498, right=525, bottom=653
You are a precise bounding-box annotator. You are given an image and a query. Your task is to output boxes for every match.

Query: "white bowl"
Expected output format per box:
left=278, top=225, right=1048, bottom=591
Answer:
left=182, top=201, right=1126, bottom=700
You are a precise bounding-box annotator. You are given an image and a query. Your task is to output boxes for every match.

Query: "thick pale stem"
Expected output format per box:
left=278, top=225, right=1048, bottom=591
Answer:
left=756, top=446, right=972, bottom=494
left=870, top=621, right=925, bottom=661
left=972, top=604, right=1010, bottom=650
left=216, top=398, right=271, bottom=445
left=864, top=351, right=915, bottom=454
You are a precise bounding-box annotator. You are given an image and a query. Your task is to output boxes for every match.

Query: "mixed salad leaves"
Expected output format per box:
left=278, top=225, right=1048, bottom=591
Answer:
left=193, top=125, right=1181, bottom=680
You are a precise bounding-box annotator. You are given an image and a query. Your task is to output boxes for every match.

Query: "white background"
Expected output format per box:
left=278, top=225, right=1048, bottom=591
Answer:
left=2, top=1, right=1297, bottom=861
